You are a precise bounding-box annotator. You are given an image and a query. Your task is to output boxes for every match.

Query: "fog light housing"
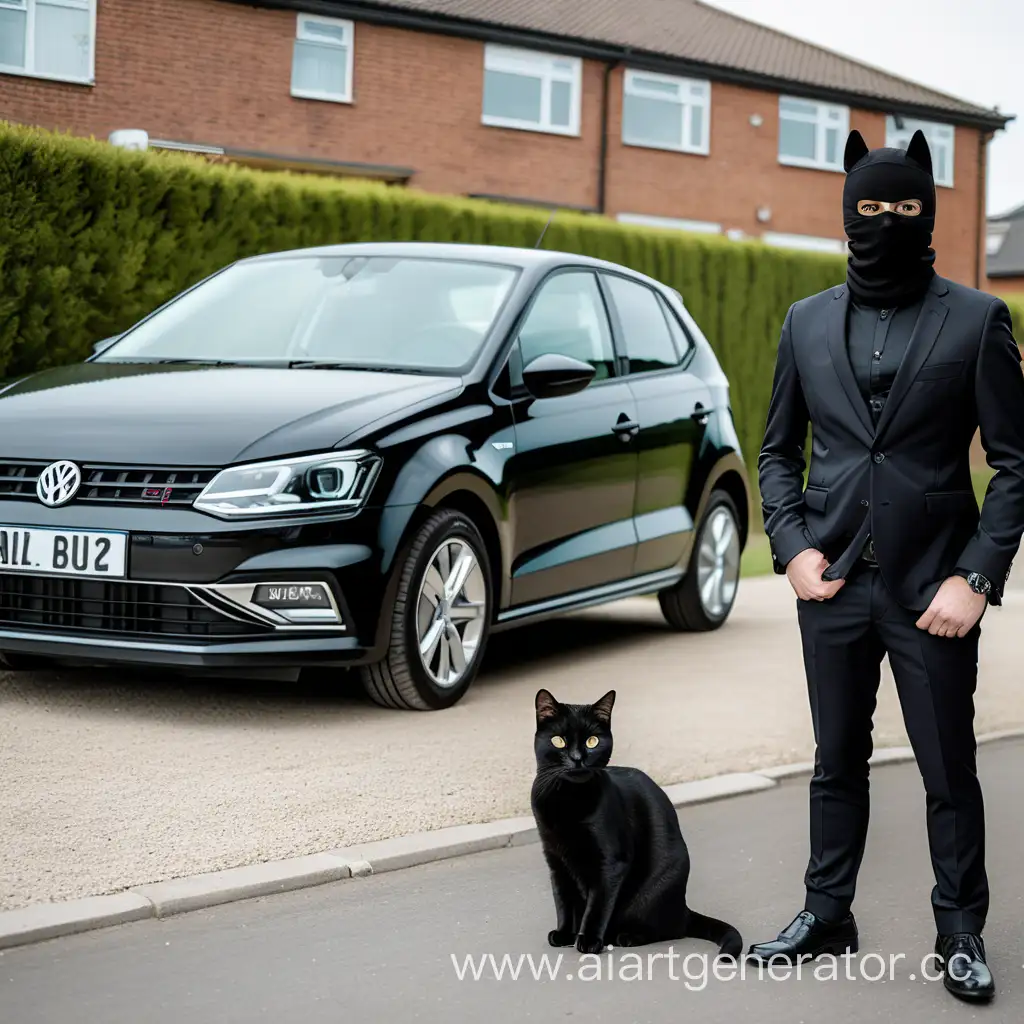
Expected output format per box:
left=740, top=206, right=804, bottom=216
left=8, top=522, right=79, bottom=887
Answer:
left=251, top=583, right=340, bottom=624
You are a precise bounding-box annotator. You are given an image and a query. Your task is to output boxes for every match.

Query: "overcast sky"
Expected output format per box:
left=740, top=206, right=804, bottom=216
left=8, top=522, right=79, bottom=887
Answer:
left=704, top=0, right=1023, bottom=217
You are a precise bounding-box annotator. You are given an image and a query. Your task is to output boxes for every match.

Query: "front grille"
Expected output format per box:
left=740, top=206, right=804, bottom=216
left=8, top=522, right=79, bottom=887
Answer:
left=0, top=461, right=217, bottom=507
left=0, top=574, right=271, bottom=639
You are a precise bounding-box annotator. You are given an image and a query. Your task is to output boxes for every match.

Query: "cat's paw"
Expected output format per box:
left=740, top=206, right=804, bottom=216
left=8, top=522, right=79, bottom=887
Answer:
left=575, top=934, right=606, bottom=955
left=547, top=929, right=576, bottom=947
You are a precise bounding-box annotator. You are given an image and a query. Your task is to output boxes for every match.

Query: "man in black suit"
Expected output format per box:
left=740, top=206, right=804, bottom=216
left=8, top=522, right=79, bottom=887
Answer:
left=747, top=129, right=1024, bottom=1003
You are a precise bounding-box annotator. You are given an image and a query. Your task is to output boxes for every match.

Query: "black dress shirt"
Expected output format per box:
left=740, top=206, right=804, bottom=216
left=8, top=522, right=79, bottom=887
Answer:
left=846, top=298, right=924, bottom=424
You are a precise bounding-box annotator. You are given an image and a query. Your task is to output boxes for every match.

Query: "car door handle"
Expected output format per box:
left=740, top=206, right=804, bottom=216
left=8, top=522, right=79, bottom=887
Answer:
left=612, top=415, right=640, bottom=440
left=691, top=402, right=711, bottom=426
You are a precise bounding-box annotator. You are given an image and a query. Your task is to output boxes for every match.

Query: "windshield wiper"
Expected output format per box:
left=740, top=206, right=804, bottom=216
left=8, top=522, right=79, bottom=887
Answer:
left=286, top=360, right=427, bottom=374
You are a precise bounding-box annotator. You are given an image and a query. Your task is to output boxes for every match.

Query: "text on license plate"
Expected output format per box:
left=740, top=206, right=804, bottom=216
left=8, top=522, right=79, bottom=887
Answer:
left=0, top=526, right=127, bottom=578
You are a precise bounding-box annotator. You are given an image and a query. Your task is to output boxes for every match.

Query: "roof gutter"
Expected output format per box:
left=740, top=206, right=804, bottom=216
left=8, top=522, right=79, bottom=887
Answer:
left=227, top=0, right=1013, bottom=132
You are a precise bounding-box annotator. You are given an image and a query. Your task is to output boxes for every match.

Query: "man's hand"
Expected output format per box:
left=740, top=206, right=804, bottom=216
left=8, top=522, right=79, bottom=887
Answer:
left=786, top=548, right=846, bottom=602
left=915, top=576, right=987, bottom=637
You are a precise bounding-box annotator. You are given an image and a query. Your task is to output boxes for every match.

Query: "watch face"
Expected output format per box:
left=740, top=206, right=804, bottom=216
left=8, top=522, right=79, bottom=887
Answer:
left=968, top=572, right=991, bottom=594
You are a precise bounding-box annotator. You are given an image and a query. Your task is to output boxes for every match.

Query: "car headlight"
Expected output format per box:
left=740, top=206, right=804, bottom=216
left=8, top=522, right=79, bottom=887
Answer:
left=193, top=450, right=381, bottom=518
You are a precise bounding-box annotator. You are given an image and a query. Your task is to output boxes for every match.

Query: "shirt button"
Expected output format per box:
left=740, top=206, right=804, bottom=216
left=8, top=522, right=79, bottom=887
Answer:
left=880, top=309, right=890, bottom=320
left=871, top=399, right=883, bottom=411
left=861, top=499, right=869, bottom=506
left=873, top=351, right=881, bottom=360
left=873, top=452, right=885, bottom=464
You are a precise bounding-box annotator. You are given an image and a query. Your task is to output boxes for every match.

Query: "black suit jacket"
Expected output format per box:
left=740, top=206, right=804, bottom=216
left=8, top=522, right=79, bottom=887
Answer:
left=759, top=275, right=1024, bottom=611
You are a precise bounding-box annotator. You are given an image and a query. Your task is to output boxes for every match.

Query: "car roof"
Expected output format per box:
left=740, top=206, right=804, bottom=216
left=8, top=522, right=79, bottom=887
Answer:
left=243, top=241, right=672, bottom=290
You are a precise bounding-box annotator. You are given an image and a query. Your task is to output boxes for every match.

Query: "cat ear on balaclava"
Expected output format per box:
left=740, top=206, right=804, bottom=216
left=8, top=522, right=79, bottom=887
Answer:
left=843, top=129, right=870, bottom=172
left=905, top=129, right=933, bottom=177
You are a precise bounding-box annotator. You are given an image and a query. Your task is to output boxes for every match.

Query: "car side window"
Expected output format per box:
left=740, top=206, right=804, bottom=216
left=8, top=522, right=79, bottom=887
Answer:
left=604, top=275, right=681, bottom=375
left=518, top=271, right=616, bottom=383
left=658, top=294, right=696, bottom=363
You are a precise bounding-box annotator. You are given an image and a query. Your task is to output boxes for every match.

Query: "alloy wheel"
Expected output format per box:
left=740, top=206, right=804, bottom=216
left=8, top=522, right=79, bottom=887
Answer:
left=695, top=504, right=740, bottom=620
left=415, top=538, right=488, bottom=688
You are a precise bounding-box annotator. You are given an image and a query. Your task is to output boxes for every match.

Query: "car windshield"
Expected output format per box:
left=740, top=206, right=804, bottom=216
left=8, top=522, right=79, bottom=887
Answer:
left=98, top=255, right=520, bottom=372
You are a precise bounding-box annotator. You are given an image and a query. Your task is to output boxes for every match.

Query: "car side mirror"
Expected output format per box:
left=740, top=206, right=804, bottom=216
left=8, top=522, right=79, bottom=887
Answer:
left=92, top=336, right=120, bottom=356
left=521, top=353, right=596, bottom=400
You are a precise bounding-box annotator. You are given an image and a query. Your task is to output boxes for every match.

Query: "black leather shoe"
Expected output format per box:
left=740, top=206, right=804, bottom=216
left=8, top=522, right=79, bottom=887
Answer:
left=934, top=933, right=995, bottom=1002
left=746, top=910, right=858, bottom=964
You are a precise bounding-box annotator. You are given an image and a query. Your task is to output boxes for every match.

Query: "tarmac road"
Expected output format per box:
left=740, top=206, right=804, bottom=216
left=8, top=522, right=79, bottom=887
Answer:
left=4, top=738, right=1024, bottom=1024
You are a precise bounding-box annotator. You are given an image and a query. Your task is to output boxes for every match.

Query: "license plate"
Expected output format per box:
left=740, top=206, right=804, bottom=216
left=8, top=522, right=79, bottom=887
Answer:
left=0, top=526, right=127, bottom=578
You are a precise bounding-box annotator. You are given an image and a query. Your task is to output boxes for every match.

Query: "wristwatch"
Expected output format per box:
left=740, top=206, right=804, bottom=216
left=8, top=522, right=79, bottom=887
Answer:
left=954, top=569, right=992, bottom=596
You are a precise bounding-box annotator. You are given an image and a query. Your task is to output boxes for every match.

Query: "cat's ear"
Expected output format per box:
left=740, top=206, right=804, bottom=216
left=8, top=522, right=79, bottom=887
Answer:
left=535, top=689, right=560, bottom=723
left=843, top=129, right=869, bottom=173
left=905, top=129, right=933, bottom=177
left=591, top=690, right=616, bottom=725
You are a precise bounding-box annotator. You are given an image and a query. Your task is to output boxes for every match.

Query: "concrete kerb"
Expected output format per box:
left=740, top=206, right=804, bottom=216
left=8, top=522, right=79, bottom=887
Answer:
left=2, top=728, right=1021, bottom=951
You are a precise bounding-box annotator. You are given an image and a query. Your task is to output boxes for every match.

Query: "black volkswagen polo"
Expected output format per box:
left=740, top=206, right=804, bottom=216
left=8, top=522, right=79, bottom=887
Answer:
left=0, top=242, right=749, bottom=709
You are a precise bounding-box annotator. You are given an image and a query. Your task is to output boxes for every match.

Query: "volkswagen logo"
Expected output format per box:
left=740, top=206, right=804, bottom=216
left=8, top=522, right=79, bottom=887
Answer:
left=36, top=460, right=82, bottom=508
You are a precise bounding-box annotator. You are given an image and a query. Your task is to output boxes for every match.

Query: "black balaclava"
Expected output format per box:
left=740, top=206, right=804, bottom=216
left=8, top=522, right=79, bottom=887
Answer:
left=842, top=128, right=936, bottom=308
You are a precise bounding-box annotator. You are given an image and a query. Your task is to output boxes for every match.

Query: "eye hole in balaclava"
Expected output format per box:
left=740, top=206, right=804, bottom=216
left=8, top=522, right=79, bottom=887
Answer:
left=842, top=128, right=937, bottom=308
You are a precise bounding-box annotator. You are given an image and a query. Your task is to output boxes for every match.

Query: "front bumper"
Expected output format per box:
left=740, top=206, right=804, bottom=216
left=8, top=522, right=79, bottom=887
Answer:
left=0, top=501, right=392, bottom=670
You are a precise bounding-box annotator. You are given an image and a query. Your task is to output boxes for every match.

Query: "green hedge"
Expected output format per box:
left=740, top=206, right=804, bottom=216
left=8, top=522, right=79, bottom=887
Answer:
left=1, top=121, right=1008, bottom=479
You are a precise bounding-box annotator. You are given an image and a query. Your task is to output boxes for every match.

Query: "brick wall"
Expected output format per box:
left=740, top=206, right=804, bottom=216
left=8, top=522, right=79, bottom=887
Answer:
left=989, top=276, right=1024, bottom=294
left=0, top=0, right=985, bottom=286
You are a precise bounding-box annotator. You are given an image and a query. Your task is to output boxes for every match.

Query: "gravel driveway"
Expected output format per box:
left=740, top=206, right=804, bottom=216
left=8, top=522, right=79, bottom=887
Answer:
left=4, top=573, right=1024, bottom=910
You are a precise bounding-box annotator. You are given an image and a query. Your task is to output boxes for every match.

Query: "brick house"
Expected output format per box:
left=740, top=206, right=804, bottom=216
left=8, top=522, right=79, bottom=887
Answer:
left=986, top=205, right=1024, bottom=294
left=0, top=0, right=1012, bottom=286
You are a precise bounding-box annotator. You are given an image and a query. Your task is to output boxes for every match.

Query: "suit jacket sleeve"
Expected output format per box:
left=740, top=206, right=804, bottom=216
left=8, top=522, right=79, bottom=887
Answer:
left=758, top=304, right=814, bottom=573
left=956, top=298, right=1024, bottom=598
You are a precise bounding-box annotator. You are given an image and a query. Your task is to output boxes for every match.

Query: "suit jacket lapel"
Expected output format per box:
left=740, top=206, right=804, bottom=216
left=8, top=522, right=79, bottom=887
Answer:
left=826, top=285, right=874, bottom=445
left=872, top=277, right=950, bottom=444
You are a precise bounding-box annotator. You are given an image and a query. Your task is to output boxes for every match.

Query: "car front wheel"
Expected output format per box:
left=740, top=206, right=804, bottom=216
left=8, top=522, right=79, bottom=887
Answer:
left=659, top=490, right=742, bottom=632
left=360, top=509, right=492, bottom=710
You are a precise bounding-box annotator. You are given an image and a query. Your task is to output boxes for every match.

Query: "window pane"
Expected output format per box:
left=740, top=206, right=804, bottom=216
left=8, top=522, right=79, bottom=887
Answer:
left=34, top=1, right=90, bottom=79
left=518, top=273, right=615, bottom=382
left=689, top=104, right=704, bottom=147
left=936, top=148, right=947, bottom=183
left=550, top=79, right=571, bottom=127
left=605, top=276, right=679, bottom=373
left=292, top=39, right=348, bottom=97
left=631, top=74, right=681, bottom=97
left=0, top=7, right=27, bottom=68
left=623, top=94, right=683, bottom=148
left=483, top=68, right=542, bottom=124
left=779, top=117, right=816, bottom=160
left=780, top=98, right=817, bottom=117
left=301, top=18, right=346, bottom=45
left=824, top=126, right=838, bottom=166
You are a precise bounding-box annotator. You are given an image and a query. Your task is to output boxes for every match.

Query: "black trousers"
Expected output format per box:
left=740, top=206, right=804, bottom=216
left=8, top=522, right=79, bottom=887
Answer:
left=796, top=563, right=987, bottom=935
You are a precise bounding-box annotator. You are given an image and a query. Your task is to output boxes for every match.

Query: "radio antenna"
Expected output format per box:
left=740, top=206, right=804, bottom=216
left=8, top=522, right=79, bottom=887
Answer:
left=534, top=207, right=557, bottom=249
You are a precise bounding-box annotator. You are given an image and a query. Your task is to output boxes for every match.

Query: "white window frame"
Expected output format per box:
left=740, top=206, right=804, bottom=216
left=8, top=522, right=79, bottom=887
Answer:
left=762, top=231, right=846, bottom=254
left=290, top=13, right=354, bottom=105
left=621, top=69, right=710, bottom=156
left=0, top=0, right=96, bottom=85
left=481, top=44, right=582, bottom=137
left=617, top=212, right=721, bottom=235
left=885, top=116, right=954, bottom=188
left=777, top=96, right=849, bottom=172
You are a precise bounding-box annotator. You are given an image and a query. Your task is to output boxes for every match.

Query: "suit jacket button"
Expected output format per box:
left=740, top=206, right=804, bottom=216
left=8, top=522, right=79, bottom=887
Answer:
left=861, top=499, right=869, bottom=506
left=873, top=452, right=885, bottom=464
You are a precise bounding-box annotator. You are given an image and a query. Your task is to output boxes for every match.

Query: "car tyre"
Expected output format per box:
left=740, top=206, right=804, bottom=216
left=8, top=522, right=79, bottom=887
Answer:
left=659, top=490, right=742, bottom=632
left=360, top=508, right=492, bottom=710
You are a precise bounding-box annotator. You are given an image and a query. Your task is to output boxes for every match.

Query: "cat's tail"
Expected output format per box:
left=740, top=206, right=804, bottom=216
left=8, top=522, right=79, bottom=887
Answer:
left=686, top=910, right=743, bottom=959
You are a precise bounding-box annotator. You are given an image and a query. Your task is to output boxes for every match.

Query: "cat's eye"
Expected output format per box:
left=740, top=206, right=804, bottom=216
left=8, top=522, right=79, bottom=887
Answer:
left=551, top=735, right=566, bottom=749
left=586, top=736, right=599, bottom=749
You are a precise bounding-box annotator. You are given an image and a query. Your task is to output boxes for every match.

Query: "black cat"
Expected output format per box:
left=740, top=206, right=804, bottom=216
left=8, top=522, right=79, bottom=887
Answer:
left=531, top=688, right=742, bottom=957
